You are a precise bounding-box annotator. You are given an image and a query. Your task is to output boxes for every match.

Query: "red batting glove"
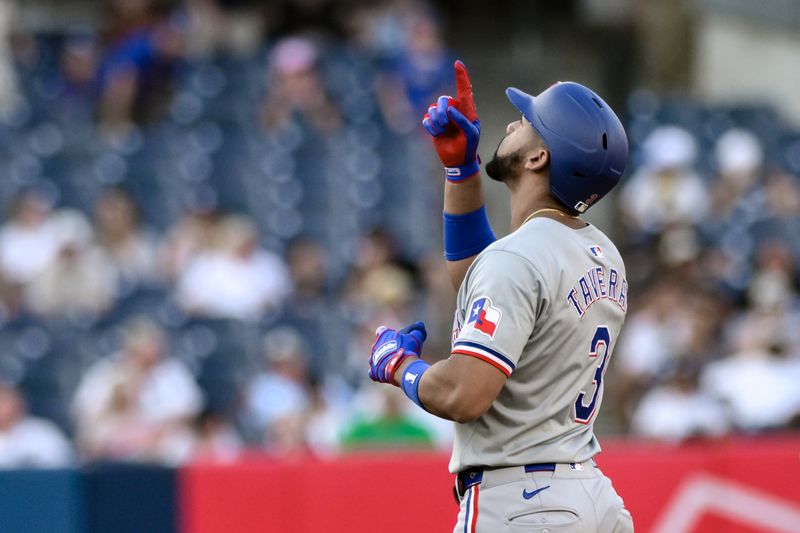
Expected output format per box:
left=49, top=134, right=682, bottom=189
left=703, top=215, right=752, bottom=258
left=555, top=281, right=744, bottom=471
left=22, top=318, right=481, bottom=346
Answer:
left=422, top=61, right=481, bottom=181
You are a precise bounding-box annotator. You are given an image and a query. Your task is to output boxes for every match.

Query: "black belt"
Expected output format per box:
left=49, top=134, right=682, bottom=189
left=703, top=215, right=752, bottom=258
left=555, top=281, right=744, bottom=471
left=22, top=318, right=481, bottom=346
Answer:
left=453, top=463, right=556, bottom=503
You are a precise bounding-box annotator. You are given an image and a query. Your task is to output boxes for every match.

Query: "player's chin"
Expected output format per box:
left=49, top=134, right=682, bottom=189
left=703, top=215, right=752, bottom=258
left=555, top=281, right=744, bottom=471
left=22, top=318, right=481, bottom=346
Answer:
left=485, top=159, right=503, bottom=182
left=485, top=152, right=518, bottom=183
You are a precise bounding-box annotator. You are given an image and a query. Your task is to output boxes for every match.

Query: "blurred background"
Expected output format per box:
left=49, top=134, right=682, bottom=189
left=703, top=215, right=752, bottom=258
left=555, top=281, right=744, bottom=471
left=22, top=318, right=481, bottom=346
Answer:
left=0, top=0, right=798, bottom=532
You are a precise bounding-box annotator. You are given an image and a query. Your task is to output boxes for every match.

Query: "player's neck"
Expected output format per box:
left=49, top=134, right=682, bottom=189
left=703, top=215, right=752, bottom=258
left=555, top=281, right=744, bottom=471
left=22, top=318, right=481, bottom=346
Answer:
left=508, top=179, right=566, bottom=232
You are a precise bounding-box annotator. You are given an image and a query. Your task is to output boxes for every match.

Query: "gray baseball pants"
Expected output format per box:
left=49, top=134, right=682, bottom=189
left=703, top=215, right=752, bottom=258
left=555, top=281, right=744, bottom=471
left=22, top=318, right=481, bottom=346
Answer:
left=453, top=460, right=634, bottom=532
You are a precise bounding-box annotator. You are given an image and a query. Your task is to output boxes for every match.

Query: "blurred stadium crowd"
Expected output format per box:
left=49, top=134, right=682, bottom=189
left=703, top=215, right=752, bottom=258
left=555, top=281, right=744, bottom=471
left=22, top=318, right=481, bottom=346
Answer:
left=0, top=0, right=797, bottom=468
left=613, top=97, right=800, bottom=441
left=0, top=0, right=458, bottom=467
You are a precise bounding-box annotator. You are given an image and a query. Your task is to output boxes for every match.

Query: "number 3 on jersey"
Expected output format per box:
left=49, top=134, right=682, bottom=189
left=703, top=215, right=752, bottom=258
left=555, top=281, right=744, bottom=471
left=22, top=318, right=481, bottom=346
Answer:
left=574, top=326, right=611, bottom=424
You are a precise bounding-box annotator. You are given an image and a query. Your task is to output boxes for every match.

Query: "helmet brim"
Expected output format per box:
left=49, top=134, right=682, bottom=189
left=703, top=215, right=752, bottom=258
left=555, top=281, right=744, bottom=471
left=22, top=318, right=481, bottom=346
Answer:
left=506, top=87, right=537, bottom=126
left=506, top=87, right=549, bottom=142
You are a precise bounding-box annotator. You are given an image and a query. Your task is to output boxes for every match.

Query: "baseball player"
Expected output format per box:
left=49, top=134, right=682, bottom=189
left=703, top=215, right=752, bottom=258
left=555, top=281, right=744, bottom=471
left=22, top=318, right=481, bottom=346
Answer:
left=368, top=60, right=633, bottom=532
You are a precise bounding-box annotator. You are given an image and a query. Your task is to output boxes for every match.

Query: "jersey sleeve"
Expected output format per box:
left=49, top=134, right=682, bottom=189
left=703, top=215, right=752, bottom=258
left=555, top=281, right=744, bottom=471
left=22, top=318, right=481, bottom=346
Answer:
left=452, top=250, right=546, bottom=377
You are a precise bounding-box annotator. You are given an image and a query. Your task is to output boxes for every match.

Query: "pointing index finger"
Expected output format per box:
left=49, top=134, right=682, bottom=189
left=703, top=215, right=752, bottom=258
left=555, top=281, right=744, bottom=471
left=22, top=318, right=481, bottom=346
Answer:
left=454, top=60, right=477, bottom=121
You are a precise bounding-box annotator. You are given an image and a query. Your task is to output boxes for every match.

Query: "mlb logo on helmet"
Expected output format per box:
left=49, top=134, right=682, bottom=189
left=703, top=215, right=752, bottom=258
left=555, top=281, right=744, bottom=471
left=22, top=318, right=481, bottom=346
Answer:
left=467, top=297, right=502, bottom=339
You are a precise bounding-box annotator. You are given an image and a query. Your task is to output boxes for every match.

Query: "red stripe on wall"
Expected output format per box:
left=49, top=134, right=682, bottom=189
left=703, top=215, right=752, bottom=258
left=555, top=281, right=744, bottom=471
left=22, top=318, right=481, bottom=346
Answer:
left=179, top=452, right=456, bottom=533
left=179, top=436, right=800, bottom=533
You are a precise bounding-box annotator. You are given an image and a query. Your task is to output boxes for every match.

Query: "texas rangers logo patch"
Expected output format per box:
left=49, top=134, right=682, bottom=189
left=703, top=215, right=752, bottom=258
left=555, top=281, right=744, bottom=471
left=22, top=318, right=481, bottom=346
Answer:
left=467, top=296, right=502, bottom=339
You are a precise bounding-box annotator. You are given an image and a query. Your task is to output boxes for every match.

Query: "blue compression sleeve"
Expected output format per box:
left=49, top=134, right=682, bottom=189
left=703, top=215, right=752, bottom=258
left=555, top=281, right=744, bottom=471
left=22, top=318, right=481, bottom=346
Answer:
left=400, top=359, right=430, bottom=411
left=443, top=205, right=496, bottom=261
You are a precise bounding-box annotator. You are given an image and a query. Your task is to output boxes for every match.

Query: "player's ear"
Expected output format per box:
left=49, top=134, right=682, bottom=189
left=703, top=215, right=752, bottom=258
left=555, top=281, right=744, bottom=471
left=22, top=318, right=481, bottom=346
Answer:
left=524, top=147, right=549, bottom=172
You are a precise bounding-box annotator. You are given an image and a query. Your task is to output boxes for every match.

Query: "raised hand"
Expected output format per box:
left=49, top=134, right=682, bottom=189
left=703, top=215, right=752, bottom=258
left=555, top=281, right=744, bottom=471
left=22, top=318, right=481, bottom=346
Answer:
left=422, top=60, right=481, bottom=181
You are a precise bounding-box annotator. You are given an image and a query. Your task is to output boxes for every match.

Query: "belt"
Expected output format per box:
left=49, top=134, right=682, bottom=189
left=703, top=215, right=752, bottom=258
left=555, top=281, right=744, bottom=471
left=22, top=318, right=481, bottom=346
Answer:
left=453, top=463, right=556, bottom=503
left=453, top=460, right=596, bottom=504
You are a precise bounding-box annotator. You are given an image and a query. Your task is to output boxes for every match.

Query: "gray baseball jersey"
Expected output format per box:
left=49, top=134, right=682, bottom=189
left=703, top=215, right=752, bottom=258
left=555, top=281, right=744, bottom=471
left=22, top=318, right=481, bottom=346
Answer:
left=449, top=218, right=628, bottom=473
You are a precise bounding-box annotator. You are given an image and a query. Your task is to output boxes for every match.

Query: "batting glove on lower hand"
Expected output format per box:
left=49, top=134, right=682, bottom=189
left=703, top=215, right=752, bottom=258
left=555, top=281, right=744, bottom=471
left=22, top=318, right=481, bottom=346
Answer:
left=422, top=60, right=481, bottom=182
left=368, top=321, right=427, bottom=385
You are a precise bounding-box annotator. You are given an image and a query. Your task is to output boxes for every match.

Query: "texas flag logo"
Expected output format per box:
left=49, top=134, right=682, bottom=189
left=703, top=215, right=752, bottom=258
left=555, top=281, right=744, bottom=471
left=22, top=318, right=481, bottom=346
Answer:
left=467, top=297, right=502, bottom=339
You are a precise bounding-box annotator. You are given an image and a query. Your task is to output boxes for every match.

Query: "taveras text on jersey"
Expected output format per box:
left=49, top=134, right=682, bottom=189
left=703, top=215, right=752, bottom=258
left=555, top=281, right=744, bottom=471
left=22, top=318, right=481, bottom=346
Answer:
left=566, top=266, right=627, bottom=317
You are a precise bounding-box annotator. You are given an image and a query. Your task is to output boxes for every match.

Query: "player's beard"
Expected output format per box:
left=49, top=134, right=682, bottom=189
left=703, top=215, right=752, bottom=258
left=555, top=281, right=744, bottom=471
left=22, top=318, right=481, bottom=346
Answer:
left=485, top=144, right=523, bottom=183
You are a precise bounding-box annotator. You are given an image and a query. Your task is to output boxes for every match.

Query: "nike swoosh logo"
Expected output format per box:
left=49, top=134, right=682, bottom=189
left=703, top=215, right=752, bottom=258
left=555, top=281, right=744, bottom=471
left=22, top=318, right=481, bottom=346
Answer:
left=522, top=485, right=551, bottom=500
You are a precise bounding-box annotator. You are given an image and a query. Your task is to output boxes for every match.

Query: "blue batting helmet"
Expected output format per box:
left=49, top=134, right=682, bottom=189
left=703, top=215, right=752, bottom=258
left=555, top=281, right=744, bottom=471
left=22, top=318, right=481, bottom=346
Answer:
left=506, top=82, right=628, bottom=213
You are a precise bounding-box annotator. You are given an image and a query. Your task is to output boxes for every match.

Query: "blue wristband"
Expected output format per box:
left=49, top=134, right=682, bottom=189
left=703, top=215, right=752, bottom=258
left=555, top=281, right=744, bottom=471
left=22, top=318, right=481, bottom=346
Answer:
left=443, top=205, right=496, bottom=261
left=400, top=359, right=430, bottom=411
left=445, top=161, right=480, bottom=182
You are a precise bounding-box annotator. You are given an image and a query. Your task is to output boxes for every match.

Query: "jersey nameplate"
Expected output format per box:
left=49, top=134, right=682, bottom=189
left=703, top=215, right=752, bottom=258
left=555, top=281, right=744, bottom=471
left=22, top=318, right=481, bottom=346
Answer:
left=565, top=266, right=627, bottom=317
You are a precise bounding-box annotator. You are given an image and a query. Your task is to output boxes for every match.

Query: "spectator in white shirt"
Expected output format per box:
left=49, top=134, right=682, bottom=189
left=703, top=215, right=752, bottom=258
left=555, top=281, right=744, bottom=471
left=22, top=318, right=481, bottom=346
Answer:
left=0, top=383, right=73, bottom=468
left=24, top=209, right=118, bottom=318
left=176, top=215, right=292, bottom=320
left=616, top=283, right=695, bottom=381
left=72, top=317, right=203, bottom=464
left=619, top=126, right=709, bottom=236
left=707, top=128, right=765, bottom=224
left=632, top=362, right=729, bottom=441
left=701, top=311, right=800, bottom=431
left=0, top=190, right=59, bottom=285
